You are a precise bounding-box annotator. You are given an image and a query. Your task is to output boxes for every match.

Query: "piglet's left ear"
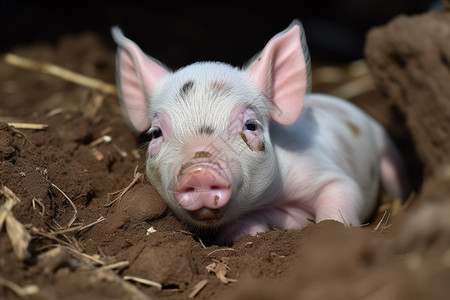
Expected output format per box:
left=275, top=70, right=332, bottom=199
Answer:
left=246, top=20, right=311, bottom=126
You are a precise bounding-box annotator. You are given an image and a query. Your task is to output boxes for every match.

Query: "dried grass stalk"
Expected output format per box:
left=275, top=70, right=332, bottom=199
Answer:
left=7, top=122, right=48, bottom=130
left=0, top=186, right=32, bottom=260
left=98, top=271, right=151, bottom=300
left=5, top=213, right=32, bottom=260
left=0, top=276, right=39, bottom=297
left=205, top=258, right=237, bottom=284
left=105, top=166, right=143, bottom=207
left=188, top=279, right=208, bottom=298
left=0, top=187, right=20, bottom=230
left=123, top=275, right=162, bottom=289
left=50, top=183, right=78, bottom=227
left=99, top=261, right=130, bottom=271
left=4, top=53, right=117, bottom=95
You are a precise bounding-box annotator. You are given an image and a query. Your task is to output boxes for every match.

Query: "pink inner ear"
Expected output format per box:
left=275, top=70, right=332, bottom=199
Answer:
left=247, top=23, right=309, bottom=126
left=112, top=27, right=170, bottom=132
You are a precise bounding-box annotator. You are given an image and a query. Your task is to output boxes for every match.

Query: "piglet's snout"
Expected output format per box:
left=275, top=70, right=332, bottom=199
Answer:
left=174, top=164, right=232, bottom=220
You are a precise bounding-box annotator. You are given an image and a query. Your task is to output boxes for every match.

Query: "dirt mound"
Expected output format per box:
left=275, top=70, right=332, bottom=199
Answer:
left=365, top=9, right=450, bottom=176
left=1, top=12, right=449, bottom=300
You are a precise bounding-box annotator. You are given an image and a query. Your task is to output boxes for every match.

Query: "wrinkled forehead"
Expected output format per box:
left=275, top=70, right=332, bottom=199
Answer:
left=151, top=62, right=270, bottom=132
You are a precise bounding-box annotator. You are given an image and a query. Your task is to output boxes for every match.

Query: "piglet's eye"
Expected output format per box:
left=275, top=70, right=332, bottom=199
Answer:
left=244, top=120, right=258, bottom=131
left=148, top=127, right=163, bottom=141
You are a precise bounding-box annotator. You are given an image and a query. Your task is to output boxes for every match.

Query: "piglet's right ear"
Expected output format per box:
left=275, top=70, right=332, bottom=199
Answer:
left=111, top=27, right=170, bottom=132
left=246, top=20, right=311, bottom=126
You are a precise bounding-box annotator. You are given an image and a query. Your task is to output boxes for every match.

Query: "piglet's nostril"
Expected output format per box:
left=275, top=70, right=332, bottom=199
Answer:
left=174, top=164, right=232, bottom=211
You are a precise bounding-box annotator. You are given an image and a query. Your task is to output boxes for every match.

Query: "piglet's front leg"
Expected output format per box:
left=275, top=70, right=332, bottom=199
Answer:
left=217, top=205, right=315, bottom=243
left=313, top=179, right=363, bottom=227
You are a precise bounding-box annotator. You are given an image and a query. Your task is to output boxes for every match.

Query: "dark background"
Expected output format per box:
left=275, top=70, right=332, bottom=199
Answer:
left=0, top=1, right=438, bottom=68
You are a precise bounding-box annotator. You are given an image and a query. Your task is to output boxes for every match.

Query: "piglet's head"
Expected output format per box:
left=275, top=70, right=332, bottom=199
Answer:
left=112, top=20, right=311, bottom=229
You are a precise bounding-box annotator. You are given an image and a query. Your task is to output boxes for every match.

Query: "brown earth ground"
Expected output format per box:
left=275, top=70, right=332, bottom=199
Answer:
left=0, top=30, right=449, bottom=300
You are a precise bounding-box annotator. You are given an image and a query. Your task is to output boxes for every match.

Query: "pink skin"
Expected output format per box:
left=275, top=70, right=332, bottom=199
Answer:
left=229, top=106, right=264, bottom=150
left=174, top=163, right=232, bottom=212
left=147, top=112, right=234, bottom=217
left=170, top=105, right=262, bottom=220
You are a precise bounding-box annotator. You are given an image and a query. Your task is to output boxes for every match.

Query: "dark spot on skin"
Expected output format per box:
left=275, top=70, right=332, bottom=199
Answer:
left=346, top=121, right=361, bottom=138
left=240, top=132, right=265, bottom=151
left=180, top=80, right=194, bottom=98
left=240, top=132, right=251, bottom=150
left=210, top=81, right=232, bottom=98
left=178, top=161, right=195, bottom=176
left=258, top=141, right=265, bottom=152
left=178, top=155, right=216, bottom=176
left=214, top=195, right=219, bottom=206
left=193, top=151, right=212, bottom=159
left=199, top=125, right=215, bottom=135
left=210, top=81, right=229, bottom=92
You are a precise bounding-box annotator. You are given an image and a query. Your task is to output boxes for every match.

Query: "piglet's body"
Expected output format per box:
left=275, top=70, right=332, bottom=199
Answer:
left=112, top=20, right=409, bottom=243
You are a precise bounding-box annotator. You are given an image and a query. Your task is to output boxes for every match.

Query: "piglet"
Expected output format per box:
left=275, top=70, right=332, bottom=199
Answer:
left=111, top=20, right=410, bottom=243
